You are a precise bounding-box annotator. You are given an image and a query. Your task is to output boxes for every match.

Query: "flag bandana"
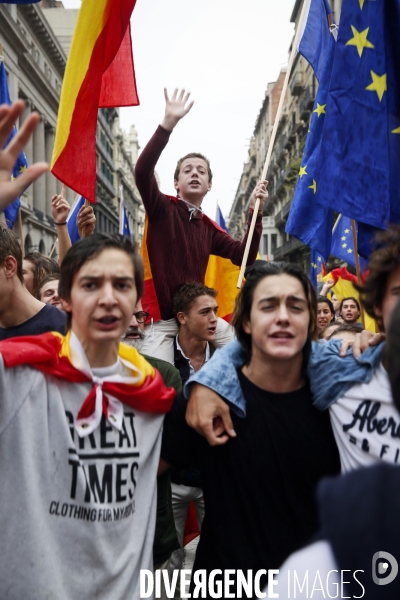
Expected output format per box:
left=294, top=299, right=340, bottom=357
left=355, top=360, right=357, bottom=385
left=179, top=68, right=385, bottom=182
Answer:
left=0, top=331, right=175, bottom=437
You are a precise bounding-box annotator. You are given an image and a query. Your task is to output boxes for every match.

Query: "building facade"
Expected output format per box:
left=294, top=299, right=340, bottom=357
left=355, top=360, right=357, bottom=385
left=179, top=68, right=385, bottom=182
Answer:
left=228, top=0, right=343, bottom=268
left=0, top=1, right=142, bottom=256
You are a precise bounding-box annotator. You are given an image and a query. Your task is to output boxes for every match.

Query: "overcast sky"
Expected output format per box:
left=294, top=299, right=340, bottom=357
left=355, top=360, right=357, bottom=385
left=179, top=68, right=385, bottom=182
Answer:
left=63, top=0, right=295, bottom=219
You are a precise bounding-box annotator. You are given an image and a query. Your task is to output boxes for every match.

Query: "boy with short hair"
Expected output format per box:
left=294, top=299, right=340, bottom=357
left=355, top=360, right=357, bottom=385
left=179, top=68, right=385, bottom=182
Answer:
left=0, top=233, right=175, bottom=599
left=135, top=88, right=268, bottom=361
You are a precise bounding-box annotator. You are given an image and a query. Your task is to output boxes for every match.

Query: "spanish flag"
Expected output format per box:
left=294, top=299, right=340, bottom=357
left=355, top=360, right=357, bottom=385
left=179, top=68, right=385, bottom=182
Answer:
left=322, top=267, right=377, bottom=333
left=51, top=0, right=139, bottom=202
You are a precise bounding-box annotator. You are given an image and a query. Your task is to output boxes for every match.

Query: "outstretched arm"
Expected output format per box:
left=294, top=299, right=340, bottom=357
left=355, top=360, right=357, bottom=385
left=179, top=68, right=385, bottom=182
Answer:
left=134, top=89, right=194, bottom=221
left=0, top=101, right=48, bottom=212
left=160, top=88, right=194, bottom=132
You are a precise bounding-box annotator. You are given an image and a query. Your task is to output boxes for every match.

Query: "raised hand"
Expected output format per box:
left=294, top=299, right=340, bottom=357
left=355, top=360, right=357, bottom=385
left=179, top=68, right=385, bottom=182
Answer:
left=249, top=180, right=269, bottom=212
left=77, top=204, right=96, bottom=238
left=0, top=100, right=48, bottom=212
left=161, top=88, right=194, bottom=132
left=51, top=185, right=71, bottom=224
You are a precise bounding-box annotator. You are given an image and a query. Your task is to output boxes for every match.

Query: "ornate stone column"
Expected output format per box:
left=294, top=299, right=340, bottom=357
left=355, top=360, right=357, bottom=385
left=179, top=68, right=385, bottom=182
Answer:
left=20, top=102, right=33, bottom=207
left=45, top=126, right=57, bottom=215
left=32, top=116, right=46, bottom=214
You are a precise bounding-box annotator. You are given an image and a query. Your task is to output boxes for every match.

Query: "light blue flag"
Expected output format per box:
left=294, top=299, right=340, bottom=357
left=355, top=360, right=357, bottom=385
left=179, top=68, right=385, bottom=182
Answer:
left=0, top=60, right=29, bottom=228
left=67, top=195, right=85, bottom=244
left=285, top=0, right=337, bottom=260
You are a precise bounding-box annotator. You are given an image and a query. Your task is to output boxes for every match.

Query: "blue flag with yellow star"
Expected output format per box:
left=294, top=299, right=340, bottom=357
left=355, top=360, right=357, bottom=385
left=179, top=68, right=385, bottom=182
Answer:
left=286, top=0, right=336, bottom=259
left=0, top=60, right=29, bottom=228
left=330, top=215, right=368, bottom=271
left=309, top=248, right=325, bottom=290
left=315, top=0, right=400, bottom=235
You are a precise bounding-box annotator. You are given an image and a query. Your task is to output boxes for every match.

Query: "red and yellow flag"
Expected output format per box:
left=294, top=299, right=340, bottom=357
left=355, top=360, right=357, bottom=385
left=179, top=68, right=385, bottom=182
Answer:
left=323, top=267, right=377, bottom=333
left=51, top=0, right=139, bottom=202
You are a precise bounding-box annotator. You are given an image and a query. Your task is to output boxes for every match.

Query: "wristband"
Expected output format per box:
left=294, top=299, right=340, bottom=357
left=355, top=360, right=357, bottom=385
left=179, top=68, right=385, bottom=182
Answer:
left=55, top=221, right=68, bottom=226
left=248, top=208, right=263, bottom=217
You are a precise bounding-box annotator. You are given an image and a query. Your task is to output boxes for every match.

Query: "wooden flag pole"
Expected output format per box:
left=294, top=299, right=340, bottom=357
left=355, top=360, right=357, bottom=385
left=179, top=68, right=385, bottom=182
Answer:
left=49, top=238, right=57, bottom=258
left=236, top=0, right=310, bottom=288
left=351, top=219, right=365, bottom=328
left=18, top=208, right=25, bottom=257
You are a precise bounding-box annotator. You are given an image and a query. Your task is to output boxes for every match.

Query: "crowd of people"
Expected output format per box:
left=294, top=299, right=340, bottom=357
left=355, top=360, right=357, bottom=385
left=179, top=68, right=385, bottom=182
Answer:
left=0, top=92, right=399, bottom=600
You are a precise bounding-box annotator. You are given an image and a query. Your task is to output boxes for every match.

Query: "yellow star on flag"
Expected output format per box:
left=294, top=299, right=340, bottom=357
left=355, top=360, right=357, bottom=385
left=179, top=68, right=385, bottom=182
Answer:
left=347, top=248, right=353, bottom=254
left=309, top=180, right=317, bottom=194
left=311, top=262, right=317, bottom=269
left=11, top=174, right=15, bottom=181
left=366, top=71, right=387, bottom=102
left=313, top=103, right=326, bottom=117
left=392, top=127, right=400, bottom=134
left=358, top=0, right=365, bottom=9
left=299, top=165, right=308, bottom=178
left=342, top=243, right=347, bottom=248
left=345, top=26, right=374, bottom=58
left=344, top=229, right=350, bottom=234
left=19, top=165, right=27, bottom=173
left=341, top=236, right=346, bottom=241
left=317, top=256, right=322, bottom=262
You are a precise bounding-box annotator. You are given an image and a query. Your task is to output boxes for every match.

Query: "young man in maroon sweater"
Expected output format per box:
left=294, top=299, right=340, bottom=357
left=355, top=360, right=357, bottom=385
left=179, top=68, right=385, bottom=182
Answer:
left=135, top=88, right=268, bottom=361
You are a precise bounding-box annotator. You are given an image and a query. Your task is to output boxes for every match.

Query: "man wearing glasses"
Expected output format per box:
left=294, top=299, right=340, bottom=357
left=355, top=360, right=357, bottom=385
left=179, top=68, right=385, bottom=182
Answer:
left=122, top=301, right=150, bottom=352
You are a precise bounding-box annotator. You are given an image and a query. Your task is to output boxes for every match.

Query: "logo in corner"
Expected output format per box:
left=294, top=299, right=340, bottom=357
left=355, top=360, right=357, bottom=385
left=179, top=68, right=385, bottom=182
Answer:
left=372, top=551, right=398, bottom=586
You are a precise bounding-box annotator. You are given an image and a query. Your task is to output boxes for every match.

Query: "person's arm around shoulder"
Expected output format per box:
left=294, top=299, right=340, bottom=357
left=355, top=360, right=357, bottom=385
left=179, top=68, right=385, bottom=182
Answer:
left=211, top=180, right=268, bottom=265
left=134, top=88, right=194, bottom=220
left=184, top=340, right=247, bottom=446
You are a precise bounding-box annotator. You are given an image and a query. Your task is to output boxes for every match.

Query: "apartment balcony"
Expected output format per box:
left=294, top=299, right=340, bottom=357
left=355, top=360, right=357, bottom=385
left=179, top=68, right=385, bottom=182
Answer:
left=290, top=72, right=305, bottom=97
left=272, top=236, right=303, bottom=260
left=299, top=86, right=315, bottom=120
left=274, top=201, right=291, bottom=226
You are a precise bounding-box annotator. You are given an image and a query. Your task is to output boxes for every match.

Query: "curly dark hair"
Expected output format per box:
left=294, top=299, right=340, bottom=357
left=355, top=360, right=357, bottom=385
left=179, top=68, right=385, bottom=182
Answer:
left=231, top=261, right=318, bottom=365
left=0, top=223, right=23, bottom=282
left=357, top=225, right=400, bottom=330
left=172, top=282, right=217, bottom=324
left=24, top=252, right=60, bottom=297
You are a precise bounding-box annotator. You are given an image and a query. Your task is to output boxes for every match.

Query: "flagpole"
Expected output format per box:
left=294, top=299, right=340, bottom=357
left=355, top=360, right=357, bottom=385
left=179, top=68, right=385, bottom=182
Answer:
left=49, top=238, right=58, bottom=258
left=332, top=213, right=342, bottom=234
left=237, top=0, right=310, bottom=288
left=351, top=219, right=365, bottom=328
left=17, top=208, right=25, bottom=257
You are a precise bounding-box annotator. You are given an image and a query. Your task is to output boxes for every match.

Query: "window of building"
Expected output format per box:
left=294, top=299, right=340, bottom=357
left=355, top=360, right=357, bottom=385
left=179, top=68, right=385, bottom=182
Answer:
left=271, top=233, right=277, bottom=252
left=263, top=234, right=269, bottom=256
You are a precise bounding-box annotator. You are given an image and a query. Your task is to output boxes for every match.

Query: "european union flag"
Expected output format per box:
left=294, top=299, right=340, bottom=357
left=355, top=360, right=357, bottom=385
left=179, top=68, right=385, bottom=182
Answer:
left=330, top=215, right=368, bottom=271
left=285, top=0, right=337, bottom=260
left=66, top=195, right=85, bottom=244
left=315, top=0, right=400, bottom=233
left=216, top=204, right=229, bottom=233
left=309, top=248, right=325, bottom=290
left=0, top=60, right=29, bottom=228
left=119, top=195, right=131, bottom=238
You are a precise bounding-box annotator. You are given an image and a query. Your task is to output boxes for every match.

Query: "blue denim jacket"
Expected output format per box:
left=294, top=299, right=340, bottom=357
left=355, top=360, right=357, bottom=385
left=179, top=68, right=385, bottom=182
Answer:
left=184, top=339, right=385, bottom=415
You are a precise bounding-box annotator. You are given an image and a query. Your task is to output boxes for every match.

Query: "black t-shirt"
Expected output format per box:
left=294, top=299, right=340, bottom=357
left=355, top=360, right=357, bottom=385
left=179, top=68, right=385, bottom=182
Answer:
left=161, top=369, right=340, bottom=596
left=0, top=304, right=67, bottom=340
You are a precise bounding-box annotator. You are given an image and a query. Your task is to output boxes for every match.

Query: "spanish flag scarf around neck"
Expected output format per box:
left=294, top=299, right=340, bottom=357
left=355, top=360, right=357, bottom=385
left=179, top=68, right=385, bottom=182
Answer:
left=0, top=331, right=175, bottom=437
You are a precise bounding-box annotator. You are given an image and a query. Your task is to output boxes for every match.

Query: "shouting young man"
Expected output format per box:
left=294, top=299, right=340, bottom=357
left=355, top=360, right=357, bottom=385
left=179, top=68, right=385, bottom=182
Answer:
left=0, top=234, right=175, bottom=599
left=135, top=88, right=268, bottom=361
